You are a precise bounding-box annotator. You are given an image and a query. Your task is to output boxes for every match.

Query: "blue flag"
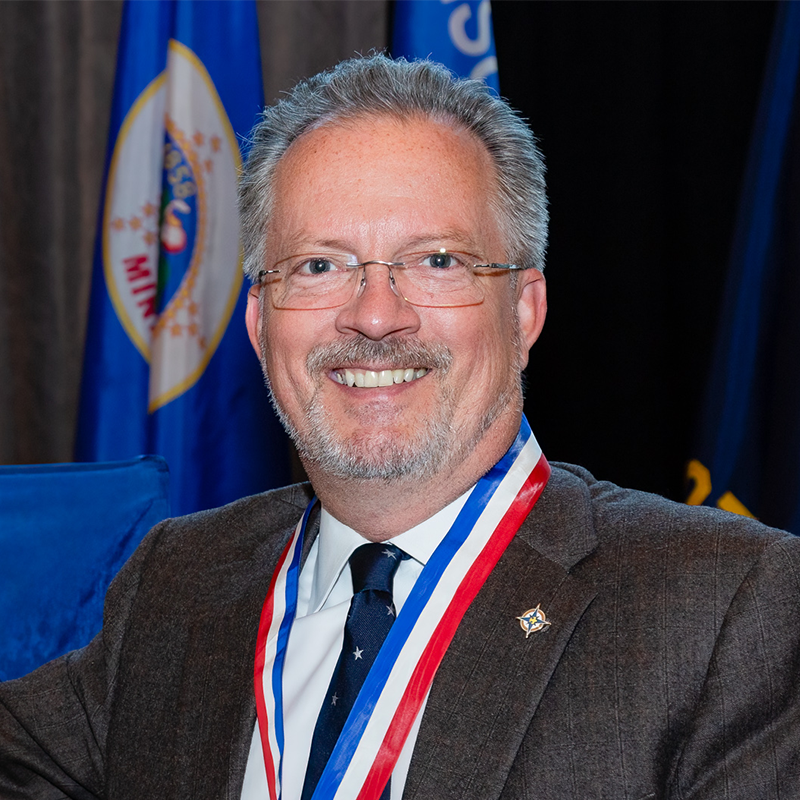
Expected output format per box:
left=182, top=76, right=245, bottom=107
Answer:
left=392, top=0, right=500, bottom=91
left=686, top=2, right=800, bottom=534
left=77, top=0, right=290, bottom=516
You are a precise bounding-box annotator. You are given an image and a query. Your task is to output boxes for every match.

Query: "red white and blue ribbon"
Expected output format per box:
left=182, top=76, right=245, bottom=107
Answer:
left=254, top=417, right=550, bottom=800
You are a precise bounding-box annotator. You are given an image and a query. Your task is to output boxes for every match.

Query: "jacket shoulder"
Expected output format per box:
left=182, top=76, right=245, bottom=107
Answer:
left=115, top=482, right=314, bottom=605
left=550, top=460, right=794, bottom=548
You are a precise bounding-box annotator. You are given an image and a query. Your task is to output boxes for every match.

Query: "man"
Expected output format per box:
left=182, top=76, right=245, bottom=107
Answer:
left=2, top=55, right=799, bottom=799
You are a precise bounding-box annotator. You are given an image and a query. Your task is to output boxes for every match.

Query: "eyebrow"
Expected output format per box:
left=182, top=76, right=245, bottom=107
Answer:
left=399, top=231, right=483, bottom=252
left=276, top=230, right=483, bottom=257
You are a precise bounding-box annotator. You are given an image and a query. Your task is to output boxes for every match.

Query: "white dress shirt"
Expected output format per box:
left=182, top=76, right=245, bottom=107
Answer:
left=241, top=489, right=472, bottom=799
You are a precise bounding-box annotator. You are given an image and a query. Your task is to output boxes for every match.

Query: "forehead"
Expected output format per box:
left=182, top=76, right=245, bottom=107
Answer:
left=267, top=113, right=505, bottom=256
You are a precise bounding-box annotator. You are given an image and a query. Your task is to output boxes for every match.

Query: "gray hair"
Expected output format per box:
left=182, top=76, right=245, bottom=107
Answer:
left=238, top=54, right=548, bottom=281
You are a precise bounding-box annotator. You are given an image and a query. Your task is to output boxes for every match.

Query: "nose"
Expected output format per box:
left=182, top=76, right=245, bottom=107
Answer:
left=334, top=262, right=421, bottom=340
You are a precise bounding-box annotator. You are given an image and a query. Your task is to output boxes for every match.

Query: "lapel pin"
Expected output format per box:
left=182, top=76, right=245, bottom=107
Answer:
left=517, top=604, right=551, bottom=638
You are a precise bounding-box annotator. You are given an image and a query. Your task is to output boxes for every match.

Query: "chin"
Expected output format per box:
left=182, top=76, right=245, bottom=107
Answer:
left=296, top=421, right=452, bottom=482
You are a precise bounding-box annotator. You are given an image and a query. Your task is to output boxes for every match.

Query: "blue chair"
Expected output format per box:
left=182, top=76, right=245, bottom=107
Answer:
left=0, top=456, right=169, bottom=680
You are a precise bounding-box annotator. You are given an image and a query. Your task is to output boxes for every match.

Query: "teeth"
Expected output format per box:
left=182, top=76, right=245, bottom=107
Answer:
left=333, top=367, right=428, bottom=388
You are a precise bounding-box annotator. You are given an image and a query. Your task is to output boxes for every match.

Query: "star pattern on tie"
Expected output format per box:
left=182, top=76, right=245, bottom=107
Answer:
left=303, top=542, right=406, bottom=800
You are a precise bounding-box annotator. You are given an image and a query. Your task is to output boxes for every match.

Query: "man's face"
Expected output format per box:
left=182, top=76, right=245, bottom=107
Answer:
left=247, top=114, right=544, bottom=483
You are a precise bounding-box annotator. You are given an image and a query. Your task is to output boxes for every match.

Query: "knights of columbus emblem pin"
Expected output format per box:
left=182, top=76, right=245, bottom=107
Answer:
left=517, top=604, right=551, bottom=638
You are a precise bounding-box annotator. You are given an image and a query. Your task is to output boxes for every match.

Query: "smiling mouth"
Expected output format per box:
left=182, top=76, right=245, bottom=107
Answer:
left=333, top=367, right=428, bottom=388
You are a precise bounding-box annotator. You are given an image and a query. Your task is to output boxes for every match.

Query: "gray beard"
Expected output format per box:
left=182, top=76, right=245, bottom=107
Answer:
left=263, top=337, right=458, bottom=481
left=260, top=329, right=523, bottom=483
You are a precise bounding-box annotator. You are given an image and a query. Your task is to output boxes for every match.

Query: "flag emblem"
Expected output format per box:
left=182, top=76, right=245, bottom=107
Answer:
left=103, top=39, right=242, bottom=413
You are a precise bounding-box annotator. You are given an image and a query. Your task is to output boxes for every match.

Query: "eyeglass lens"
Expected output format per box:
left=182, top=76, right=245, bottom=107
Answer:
left=264, top=256, right=488, bottom=310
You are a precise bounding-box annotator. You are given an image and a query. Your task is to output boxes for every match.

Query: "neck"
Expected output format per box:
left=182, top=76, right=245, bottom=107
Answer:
left=304, top=414, right=521, bottom=541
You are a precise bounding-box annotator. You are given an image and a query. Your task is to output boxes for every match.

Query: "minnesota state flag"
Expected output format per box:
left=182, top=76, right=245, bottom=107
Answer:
left=392, top=0, right=500, bottom=91
left=77, top=0, right=290, bottom=516
left=687, top=2, right=800, bottom=534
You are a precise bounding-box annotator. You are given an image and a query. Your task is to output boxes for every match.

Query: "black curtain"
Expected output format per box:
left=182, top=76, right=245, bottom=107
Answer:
left=493, top=1, right=776, bottom=499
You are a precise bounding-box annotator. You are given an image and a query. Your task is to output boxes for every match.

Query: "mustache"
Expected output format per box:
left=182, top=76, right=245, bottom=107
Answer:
left=306, top=336, right=453, bottom=373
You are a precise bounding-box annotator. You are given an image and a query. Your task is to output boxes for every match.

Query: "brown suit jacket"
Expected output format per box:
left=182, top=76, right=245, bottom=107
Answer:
left=2, top=464, right=800, bottom=799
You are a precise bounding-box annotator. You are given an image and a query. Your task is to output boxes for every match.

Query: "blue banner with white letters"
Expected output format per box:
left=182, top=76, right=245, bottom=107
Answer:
left=392, top=0, right=500, bottom=91
left=686, top=2, right=800, bottom=534
left=77, top=0, right=290, bottom=516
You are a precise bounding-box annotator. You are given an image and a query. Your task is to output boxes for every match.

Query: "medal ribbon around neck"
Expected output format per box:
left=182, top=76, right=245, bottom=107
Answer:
left=254, top=417, right=550, bottom=800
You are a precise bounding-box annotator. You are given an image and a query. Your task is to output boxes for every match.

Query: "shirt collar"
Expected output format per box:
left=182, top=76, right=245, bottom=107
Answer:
left=308, top=486, right=474, bottom=613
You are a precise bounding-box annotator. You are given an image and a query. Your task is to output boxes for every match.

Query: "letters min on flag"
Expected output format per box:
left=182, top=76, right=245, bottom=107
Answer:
left=77, top=0, right=290, bottom=516
left=686, top=2, right=800, bottom=534
left=392, top=0, right=500, bottom=91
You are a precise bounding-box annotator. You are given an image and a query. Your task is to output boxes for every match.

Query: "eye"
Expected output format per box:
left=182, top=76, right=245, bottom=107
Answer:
left=422, top=251, right=456, bottom=269
left=298, top=257, right=337, bottom=275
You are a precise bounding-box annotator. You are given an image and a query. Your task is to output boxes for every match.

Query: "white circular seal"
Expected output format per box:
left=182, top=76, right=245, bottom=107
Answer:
left=103, top=39, right=243, bottom=412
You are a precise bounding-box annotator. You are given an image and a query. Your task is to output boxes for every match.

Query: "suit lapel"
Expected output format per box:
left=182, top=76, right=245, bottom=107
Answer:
left=220, top=487, right=321, bottom=798
left=184, top=486, right=316, bottom=800
left=404, top=466, right=598, bottom=800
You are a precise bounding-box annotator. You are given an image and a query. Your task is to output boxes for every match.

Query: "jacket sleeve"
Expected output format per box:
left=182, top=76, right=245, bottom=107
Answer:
left=671, top=532, right=800, bottom=799
left=0, top=520, right=167, bottom=800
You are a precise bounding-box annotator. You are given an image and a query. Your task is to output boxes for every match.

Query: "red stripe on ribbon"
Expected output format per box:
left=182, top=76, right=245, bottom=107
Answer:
left=357, top=455, right=551, bottom=800
left=254, top=533, right=297, bottom=800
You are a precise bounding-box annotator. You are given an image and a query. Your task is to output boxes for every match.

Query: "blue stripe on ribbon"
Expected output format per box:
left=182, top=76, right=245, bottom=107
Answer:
left=271, top=497, right=317, bottom=789
left=312, top=418, right=533, bottom=798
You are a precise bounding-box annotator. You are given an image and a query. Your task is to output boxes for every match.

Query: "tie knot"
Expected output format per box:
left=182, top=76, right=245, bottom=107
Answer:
left=349, top=542, right=404, bottom=594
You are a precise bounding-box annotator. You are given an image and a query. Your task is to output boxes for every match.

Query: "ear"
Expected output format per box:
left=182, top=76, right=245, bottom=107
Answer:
left=515, top=269, right=547, bottom=370
left=245, top=286, right=263, bottom=358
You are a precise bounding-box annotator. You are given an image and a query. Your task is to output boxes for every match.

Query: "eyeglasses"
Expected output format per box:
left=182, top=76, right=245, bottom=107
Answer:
left=254, top=250, right=524, bottom=310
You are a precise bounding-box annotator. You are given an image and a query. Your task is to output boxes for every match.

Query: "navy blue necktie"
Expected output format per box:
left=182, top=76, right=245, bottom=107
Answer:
left=301, top=542, right=405, bottom=800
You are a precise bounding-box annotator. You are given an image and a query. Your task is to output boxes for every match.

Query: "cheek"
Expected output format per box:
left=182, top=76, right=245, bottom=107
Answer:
left=434, top=305, right=517, bottom=387
left=261, top=310, right=331, bottom=392
left=260, top=315, right=298, bottom=390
